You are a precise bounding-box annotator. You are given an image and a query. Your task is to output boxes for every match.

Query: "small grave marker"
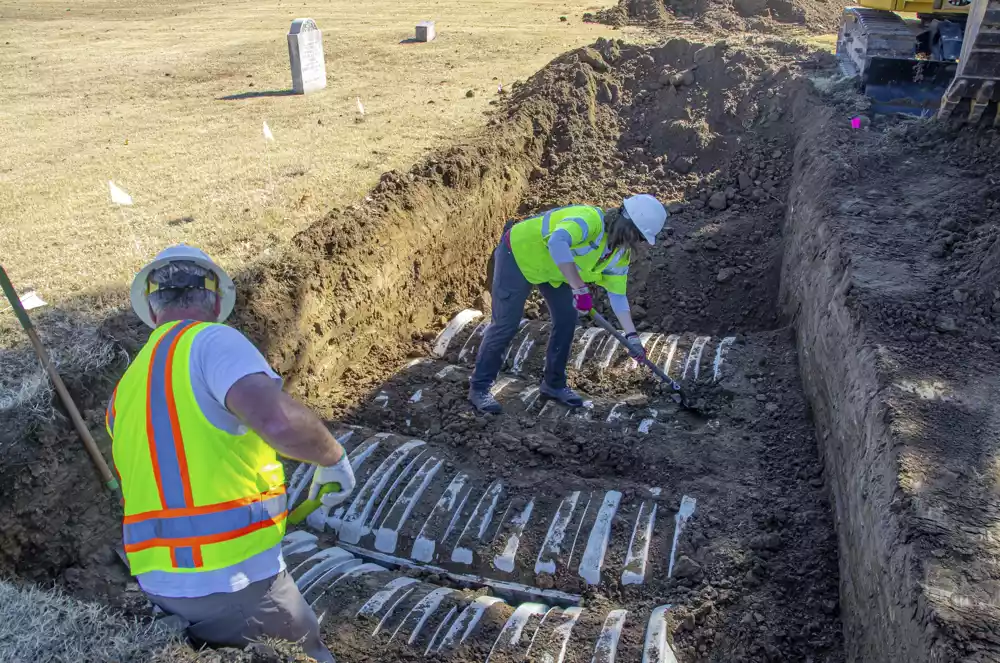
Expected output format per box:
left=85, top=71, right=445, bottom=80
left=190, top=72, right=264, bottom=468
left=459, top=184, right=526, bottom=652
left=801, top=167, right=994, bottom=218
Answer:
left=415, top=21, right=436, bottom=42
left=288, top=18, right=327, bottom=94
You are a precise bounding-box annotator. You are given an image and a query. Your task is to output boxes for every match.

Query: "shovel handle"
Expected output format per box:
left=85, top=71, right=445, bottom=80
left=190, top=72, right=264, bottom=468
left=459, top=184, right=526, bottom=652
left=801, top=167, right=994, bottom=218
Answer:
left=288, top=482, right=341, bottom=525
left=589, top=310, right=683, bottom=392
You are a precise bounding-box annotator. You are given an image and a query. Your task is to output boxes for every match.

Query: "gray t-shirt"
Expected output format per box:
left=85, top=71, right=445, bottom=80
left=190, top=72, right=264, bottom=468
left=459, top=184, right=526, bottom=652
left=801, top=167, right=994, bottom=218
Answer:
left=137, top=324, right=286, bottom=599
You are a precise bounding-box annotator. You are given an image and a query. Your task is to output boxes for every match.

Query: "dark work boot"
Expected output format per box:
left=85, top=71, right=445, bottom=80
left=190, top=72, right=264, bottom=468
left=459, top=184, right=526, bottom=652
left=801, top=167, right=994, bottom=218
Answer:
left=539, top=384, right=584, bottom=408
left=469, top=388, right=503, bottom=414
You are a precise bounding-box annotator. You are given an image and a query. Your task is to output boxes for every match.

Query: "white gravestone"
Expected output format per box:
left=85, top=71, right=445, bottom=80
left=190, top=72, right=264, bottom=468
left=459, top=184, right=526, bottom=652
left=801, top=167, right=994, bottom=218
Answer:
left=416, top=21, right=436, bottom=42
left=288, top=18, right=327, bottom=94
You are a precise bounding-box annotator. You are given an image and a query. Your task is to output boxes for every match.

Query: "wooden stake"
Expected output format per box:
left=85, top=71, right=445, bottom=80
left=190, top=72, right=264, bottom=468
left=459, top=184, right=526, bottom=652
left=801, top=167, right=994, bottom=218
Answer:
left=0, top=265, right=120, bottom=494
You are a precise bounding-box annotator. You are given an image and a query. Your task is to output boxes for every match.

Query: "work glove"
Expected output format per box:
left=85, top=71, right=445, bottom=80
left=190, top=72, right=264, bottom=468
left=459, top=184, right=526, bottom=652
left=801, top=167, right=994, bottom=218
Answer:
left=308, top=455, right=357, bottom=508
left=572, top=286, right=593, bottom=314
left=625, top=332, right=646, bottom=361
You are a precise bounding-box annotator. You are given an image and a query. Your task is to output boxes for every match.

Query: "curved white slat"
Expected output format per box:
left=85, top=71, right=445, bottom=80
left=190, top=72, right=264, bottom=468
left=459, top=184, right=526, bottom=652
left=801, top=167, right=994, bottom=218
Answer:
left=642, top=605, right=678, bottom=663
left=535, top=492, right=581, bottom=575
left=339, top=439, right=426, bottom=544
left=682, top=336, right=710, bottom=380
left=713, top=336, right=736, bottom=381
left=357, top=577, right=420, bottom=617
left=452, top=480, right=504, bottom=564
left=433, top=309, right=482, bottom=357
left=659, top=335, right=680, bottom=377
left=425, top=605, right=459, bottom=655
left=376, top=457, right=444, bottom=553
left=494, top=498, right=535, bottom=573
left=622, top=502, right=657, bottom=586
left=667, top=495, right=697, bottom=578
left=591, top=609, right=628, bottom=663
left=526, top=606, right=583, bottom=663
left=394, top=586, right=458, bottom=645
left=438, top=596, right=505, bottom=651
left=580, top=491, right=622, bottom=585
left=281, top=530, right=319, bottom=557
left=294, top=548, right=356, bottom=592
left=412, top=472, right=470, bottom=562
left=486, top=603, right=551, bottom=663
left=573, top=327, right=605, bottom=369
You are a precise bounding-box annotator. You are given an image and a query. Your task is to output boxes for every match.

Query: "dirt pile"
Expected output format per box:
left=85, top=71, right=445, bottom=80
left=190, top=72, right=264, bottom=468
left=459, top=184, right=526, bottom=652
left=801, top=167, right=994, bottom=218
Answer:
left=586, top=0, right=849, bottom=33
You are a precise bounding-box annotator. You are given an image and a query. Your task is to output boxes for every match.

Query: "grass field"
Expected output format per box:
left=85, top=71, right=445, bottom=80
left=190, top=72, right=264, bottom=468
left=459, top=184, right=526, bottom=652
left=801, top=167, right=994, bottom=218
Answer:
left=0, top=0, right=624, bottom=308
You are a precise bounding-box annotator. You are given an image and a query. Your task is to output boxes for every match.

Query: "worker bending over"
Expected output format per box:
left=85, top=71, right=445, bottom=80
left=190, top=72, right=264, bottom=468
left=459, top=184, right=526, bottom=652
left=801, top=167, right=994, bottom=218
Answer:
left=469, top=194, right=668, bottom=413
left=106, top=245, right=355, bottom=662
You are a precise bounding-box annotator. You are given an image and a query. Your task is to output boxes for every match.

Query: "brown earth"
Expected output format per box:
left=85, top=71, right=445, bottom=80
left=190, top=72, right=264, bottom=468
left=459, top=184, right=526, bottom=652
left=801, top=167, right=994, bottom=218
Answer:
left=585, top=0, right=848, bottom=33
left=2, top=9, right=1000, bottom=663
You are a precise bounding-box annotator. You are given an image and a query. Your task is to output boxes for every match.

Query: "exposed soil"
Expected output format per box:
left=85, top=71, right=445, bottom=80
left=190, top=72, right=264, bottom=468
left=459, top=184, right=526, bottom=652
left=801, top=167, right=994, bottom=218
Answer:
left=585, top=0, right=849, bottom=33
left=3, top=1, right=999, bottom=660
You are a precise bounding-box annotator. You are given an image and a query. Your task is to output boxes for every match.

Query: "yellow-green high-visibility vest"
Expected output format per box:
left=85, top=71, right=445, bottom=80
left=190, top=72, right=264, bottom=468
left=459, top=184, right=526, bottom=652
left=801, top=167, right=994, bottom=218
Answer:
left=106, top=320, right=287, bottom=576
left=508, top=205, right=631, bottom=295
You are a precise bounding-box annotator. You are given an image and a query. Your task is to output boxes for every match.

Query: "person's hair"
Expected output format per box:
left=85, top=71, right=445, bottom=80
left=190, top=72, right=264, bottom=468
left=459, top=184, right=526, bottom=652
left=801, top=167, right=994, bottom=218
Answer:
left=605, top=207, right=644, bottom=257
left=147, top=261, right=218, bottom=318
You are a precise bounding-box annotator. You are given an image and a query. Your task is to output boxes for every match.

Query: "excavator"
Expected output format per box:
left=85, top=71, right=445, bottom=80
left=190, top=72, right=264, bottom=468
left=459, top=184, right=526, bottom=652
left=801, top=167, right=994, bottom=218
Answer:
left=836, top=0, right=1000, bottom=120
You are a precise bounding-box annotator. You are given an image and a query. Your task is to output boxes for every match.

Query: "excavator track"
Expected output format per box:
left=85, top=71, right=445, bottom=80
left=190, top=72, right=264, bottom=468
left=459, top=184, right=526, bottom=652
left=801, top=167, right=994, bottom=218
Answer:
left=838, top=7, right=960, bottom=114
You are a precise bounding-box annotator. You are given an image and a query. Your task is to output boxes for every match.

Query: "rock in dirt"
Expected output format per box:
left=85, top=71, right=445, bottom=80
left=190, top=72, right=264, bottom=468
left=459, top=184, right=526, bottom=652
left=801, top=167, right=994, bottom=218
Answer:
left=750, top=532, right=782, bottom=551
left=466, top=89, right=475, bottom=98
left=578, top=47, right=609, bottom=72
left=673, top=555, right=702, bottom=579
left=738, top=171, right=753, bottom=190
left=717, top=267, right=736, bottom=283
left=667, top=201, right=686, bottom=214
left=936, top=315, right=959, bottom=333
left=708, top=191, right=728, bottom=210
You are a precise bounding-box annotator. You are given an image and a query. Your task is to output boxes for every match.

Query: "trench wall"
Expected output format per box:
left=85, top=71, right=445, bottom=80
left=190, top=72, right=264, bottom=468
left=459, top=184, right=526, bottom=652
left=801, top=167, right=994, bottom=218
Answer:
left=236, top=99, right=557, bottom=412
left=780, top=99, right=996, bottom=662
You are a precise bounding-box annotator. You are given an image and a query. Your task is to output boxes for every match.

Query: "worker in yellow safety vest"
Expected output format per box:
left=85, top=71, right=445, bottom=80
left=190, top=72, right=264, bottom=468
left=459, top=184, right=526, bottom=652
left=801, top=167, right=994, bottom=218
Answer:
left=469, top=194, right=668, bottom=413
left=107, top=245, right=354, bottom=662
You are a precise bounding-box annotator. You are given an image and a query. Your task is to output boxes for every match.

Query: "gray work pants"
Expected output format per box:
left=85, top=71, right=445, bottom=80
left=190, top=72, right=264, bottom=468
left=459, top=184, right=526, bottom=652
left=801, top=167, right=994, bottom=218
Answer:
left=147, top=570, right=335, bottom=662
left=470, top=240, right=578, bottom=391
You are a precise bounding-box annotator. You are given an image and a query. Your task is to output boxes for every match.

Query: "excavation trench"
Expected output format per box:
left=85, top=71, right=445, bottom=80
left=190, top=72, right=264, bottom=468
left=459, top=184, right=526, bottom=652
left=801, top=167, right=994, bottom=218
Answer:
left=3, top=30, right=996, bottom=663
left=236, top=37, right=848, bottom=662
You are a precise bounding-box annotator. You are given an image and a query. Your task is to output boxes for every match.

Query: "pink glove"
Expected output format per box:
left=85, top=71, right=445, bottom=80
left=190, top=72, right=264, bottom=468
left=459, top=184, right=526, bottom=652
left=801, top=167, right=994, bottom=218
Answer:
left=572, top=287, right=593, bottom=313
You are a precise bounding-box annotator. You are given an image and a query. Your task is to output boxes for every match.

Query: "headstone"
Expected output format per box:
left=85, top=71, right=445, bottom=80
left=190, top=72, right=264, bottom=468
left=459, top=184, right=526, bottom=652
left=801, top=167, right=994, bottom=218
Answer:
left=415, top=21, right=436, bottom=42
left=287, top=18, right=327, bottom=94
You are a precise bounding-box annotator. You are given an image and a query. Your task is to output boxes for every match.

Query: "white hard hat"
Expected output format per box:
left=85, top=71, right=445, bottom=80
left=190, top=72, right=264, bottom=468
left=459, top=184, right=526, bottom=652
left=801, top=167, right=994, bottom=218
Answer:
left=130, top=244, right=235, bottom=328
left=622, top=194, right=668, bottom=246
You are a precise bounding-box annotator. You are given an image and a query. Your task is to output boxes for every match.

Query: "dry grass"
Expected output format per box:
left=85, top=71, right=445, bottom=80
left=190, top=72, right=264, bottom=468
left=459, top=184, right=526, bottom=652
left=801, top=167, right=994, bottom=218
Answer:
left=0, top=0, right=625, bottom=308
left=0, top=308, right=124, bottom=446
left=0, top=578, right=184, bottom=662
left=0, top=578, right=319, bottom=662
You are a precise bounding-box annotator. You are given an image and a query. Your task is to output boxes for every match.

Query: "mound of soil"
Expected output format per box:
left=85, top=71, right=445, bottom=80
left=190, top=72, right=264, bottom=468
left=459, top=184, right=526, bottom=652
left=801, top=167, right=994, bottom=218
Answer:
left=586, top=0, right=849, bottom=33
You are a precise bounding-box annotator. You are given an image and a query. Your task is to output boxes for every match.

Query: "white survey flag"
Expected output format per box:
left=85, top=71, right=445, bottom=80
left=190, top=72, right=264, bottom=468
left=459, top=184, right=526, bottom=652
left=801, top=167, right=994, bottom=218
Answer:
left=262, top=121, right=275, bottom=142
left=356, top=96, right=365, bottom=116
left=108, top=180, right=133, bottom=206
left=20, top=291, right=46, bottom=311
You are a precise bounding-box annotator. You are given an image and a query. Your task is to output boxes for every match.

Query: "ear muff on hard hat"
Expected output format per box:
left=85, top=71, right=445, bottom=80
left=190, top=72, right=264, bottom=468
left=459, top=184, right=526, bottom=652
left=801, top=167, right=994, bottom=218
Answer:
left=622, top=194, right=668, bottom=246
left=130, top=244, right=236, bottom=328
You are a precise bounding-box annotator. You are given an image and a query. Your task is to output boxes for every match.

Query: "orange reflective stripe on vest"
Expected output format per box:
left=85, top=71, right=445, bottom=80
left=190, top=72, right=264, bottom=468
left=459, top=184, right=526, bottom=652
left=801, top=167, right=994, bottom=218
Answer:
left=122, top=487, right=287, bottom=554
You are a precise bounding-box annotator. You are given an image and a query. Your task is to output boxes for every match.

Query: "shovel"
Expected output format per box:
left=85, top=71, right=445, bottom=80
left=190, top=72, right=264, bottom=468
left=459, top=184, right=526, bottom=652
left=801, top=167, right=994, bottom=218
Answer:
left=288, top=482, right=342, bottom=526
left=589, top=310, right=703, bottom=413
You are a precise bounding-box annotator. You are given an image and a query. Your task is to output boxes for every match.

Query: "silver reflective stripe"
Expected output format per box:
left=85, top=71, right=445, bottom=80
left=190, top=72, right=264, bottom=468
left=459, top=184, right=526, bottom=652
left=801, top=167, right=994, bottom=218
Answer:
left=571, top=228, right=604, bottom=257
left=601, top=248, right=629, bottom=275
left=539, top=206, right=573, bottom=236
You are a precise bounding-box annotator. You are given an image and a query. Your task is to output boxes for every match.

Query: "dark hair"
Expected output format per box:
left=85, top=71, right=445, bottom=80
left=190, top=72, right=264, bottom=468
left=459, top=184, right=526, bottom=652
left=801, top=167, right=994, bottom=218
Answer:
left=605, top=207, right=644, bottom=257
